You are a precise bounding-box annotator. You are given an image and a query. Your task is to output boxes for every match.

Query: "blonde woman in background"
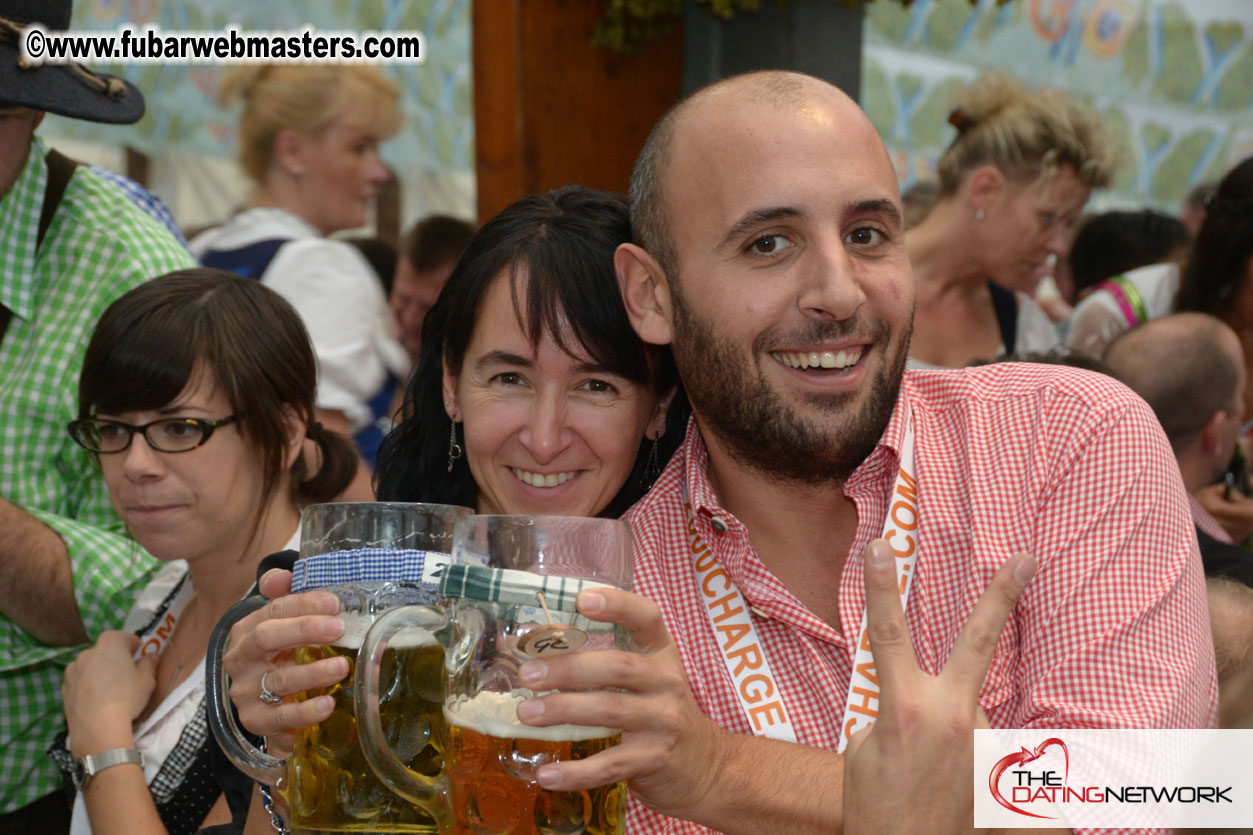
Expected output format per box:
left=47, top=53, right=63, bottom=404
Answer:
left=190, top=66, right=408, bottom=496
left=905, top=74, right=1117, bottom=368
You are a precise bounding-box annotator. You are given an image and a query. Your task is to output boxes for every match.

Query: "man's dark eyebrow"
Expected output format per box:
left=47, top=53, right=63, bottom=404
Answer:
left=717, top=207, right=803, bottom=252
left=474, top=350, right=533, bottom=372
left=850, top=198, right=904, bottom=228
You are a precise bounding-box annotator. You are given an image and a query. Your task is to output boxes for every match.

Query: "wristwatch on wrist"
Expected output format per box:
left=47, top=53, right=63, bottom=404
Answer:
left=71, top=748, right=144, bottom=789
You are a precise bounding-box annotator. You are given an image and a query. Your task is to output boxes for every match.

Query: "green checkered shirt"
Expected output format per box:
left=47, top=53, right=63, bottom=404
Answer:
left=0, top=137, right=195, bottom=813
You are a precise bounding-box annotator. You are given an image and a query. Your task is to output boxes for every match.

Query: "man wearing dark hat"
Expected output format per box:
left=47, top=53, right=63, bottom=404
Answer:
left=0, top=2, right=194, bottom=829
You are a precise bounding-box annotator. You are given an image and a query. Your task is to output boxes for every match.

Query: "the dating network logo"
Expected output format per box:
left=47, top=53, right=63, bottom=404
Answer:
left=988, top=738, right=1070, bottom=819
left=975, top=729, right=1248, bottom=829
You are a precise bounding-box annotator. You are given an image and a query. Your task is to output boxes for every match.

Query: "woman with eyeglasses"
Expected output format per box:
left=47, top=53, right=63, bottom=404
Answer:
left=48, top=269, right=356, bottom=835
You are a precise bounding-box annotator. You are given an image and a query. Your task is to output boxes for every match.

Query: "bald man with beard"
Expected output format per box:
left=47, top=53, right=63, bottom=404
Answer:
left=227, top=71, right=1219, bottom=834
left=510, top=71, right=1217, bottom=833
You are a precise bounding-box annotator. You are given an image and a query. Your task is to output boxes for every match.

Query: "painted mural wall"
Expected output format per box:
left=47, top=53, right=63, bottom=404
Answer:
left=862, top=0, right=1253, bottom=209
left=37, top=1, right=1253, bottom=220
left=44, top=0, right=473, bottom=173
left=40, top=0, right=475, bottom=226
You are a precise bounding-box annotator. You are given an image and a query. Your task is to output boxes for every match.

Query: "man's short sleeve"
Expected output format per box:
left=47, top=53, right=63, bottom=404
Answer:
left=1012, top=386, right=1218, bottom=729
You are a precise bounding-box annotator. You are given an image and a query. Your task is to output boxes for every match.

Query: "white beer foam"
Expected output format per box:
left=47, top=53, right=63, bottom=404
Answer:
left=444, top=690, right=618, bottom=742
left=331, top=612, right=439, bottom=650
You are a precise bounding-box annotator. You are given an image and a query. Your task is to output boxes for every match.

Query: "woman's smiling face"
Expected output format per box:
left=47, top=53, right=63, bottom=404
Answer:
left=444, top=271, right=665, bottom=518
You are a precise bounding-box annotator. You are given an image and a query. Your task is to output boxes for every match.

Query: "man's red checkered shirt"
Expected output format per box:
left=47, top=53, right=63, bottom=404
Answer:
left=623, top=362, right=1218, bottom=834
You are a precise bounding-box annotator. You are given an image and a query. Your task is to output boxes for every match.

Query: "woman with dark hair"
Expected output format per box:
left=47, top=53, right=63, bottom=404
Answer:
left=1176, top=157, right=1253, bottom=334
left=48, top=270, right=356, bottom=835
left=1062, top=208, right=1192, bottom=357
left=216, top=189, right=685, bottom=829
left=1062, top=157, right=1253, bottom=367
left=1068, top=209, right=1192, bottom=297
left=1175, top=157, right=1253, bottom=544
left=376, top=185, right=684, bottom=518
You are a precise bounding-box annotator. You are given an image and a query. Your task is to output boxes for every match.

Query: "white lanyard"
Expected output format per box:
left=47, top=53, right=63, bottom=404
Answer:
left=684, top=415, right=919, bottom=750
left=837, top=416, right=918, bottom=751
left=684, top=487, right=799, bottom=743
left=133, top=572, right=195, bottom=661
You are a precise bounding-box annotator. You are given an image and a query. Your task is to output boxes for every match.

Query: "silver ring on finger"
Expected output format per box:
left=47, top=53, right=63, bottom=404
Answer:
left=258, top=669, right=283, bottom=705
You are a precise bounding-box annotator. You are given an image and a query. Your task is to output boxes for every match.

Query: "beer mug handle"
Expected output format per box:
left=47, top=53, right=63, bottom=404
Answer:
left=206, top=596, right=287, bottom=785
left=356, top=604, right=449, bottom=815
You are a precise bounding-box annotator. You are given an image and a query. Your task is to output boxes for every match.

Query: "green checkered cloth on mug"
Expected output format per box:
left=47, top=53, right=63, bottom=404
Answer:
left=438, top=564, right=613, bottom=614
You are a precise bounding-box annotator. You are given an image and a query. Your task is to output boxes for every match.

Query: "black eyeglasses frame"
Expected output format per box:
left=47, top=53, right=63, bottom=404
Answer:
left=67, top=415, right=240, bottom=454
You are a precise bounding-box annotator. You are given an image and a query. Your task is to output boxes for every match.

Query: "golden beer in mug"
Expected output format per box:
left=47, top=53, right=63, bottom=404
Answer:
left=357, top=516, right=634, bottom=835
left=287, top=619, right=447, bottom=833
left=444, top=692, right=625, bottom=835
left=205, top=502, right=473, bottom=833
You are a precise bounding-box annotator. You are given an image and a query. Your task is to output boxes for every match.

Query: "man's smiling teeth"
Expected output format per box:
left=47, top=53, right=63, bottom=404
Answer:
left=511, top=468, right=577, bottom=488
left=771, top=347, right=864, bottom=370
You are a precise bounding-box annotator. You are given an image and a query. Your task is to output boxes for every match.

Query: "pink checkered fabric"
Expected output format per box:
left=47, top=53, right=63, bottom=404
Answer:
left=623, top=362, right=1218, bottom=834
left=1189, top=493, right=1233, bottom=544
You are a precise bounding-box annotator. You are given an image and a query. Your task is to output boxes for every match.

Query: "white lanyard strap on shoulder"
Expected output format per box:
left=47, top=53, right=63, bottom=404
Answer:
left=684, top=488, right=799, bottom=743
left=837, top=415, right=918, bottom=751
left=133, top=574, right=195, bottom=661
left=684, top=414, right=918, bottom=749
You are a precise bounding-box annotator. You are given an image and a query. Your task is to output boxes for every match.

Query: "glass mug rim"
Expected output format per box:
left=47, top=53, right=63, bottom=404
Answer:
left=357, top=513, right=633, bottom=832
left=205, top=499, right=472, bottom=830
left=452, top=513, right=633, bottom=591
left=302, top=499, right=475, bottom=515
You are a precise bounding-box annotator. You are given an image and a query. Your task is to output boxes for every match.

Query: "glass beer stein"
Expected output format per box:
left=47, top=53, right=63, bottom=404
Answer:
left=357, top=514, right=633, bottom=835
left=206, top=501, right=472, bottom=833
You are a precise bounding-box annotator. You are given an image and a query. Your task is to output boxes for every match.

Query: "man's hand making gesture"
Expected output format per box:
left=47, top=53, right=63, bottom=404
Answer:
left=844, top=539, right=1039, bottom=835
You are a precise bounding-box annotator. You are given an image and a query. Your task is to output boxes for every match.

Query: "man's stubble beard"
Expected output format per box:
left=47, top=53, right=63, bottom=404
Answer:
left=669, top=279, right=911, bottom=485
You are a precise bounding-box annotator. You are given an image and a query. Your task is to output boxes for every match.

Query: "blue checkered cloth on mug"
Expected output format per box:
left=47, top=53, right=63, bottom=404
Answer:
left=289, top=547, right=449, bottom=592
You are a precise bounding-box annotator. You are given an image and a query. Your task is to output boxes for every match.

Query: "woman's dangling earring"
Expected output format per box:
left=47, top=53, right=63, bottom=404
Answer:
left=643, top=435, right=662, bottom=485
left=447, top=419, right=463, bottom=473
left=975, top=209, right=985, bottom=221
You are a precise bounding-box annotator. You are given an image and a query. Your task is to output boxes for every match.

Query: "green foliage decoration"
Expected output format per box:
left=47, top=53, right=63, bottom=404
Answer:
left=592, top=0, right=684, bottom=55
left=595, top=0, right=1007, bottom=55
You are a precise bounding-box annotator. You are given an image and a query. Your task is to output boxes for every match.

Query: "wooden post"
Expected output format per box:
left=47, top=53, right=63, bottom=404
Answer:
left=376, top=174, right=401, bottom=247
left=473, top=0, right=684, bottom=222
left=124, top=146, right=150, bottom=188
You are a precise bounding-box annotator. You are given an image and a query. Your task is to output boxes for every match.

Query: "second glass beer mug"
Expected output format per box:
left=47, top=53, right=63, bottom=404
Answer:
left=206, top=501, right=471, bottom=833
left=357, top=515, right=633, bottom=835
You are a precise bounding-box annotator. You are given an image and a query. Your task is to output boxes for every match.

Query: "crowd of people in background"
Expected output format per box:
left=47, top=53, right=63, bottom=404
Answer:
left=1, top=2, right=1251, bottom=834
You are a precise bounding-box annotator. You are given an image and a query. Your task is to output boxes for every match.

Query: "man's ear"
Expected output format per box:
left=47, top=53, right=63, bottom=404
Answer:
left=615, top=243, right=674, bottom=347
left=965, top=164, right=1005, bottom=216
left=441, top=358, right=460, bottom=421
left=1198, top=410, right=1230, bottom=458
